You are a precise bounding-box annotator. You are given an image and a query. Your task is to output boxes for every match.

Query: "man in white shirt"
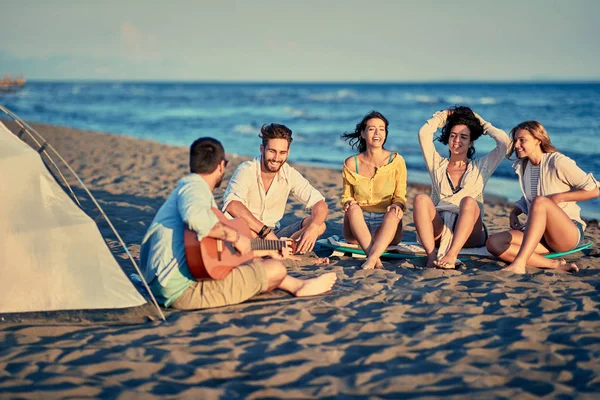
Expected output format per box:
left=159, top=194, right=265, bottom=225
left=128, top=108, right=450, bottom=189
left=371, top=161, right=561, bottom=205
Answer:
left=223, top=123, right=328, bottom=254
left=140, top=137, right=336, bottom=309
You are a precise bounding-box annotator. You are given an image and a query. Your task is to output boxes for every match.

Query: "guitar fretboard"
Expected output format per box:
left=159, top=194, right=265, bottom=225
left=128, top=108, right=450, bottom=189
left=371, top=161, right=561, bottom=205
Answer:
left=250, top=239, right=286, bottom=251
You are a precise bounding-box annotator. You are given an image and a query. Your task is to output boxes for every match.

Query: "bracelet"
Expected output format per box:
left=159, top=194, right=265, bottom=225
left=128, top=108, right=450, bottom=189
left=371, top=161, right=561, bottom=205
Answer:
left=257, top=225, right=272, bottom=239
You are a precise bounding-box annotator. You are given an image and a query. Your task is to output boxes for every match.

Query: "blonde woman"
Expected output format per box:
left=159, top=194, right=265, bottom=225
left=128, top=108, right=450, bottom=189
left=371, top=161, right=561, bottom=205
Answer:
left=340, top=111, right=407, bottom=270
left=486, top=121, right=599, bottom=274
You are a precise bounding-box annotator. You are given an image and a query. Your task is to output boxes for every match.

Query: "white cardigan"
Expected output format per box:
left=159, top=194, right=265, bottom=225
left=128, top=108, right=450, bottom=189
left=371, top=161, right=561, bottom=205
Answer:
left=513, top=152, right=598, bottom=230
left=418, top=112, right=511, bottom=213
left=418, top=111, right=511, bottom=257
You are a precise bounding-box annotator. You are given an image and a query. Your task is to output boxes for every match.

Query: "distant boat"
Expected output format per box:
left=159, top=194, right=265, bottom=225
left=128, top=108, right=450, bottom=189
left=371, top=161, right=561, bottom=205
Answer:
left=0, top=74, right=26, bottom=92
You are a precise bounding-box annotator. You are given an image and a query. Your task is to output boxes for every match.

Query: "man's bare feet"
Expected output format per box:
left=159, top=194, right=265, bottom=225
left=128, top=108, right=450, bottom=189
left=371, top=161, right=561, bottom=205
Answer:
left=315, top=257, right=330, bottom=265
left=295, top=272, right=337, bottom=297
left=425, top=252, right=437, bottom=268
left=434, top=253, right=459, bottom=269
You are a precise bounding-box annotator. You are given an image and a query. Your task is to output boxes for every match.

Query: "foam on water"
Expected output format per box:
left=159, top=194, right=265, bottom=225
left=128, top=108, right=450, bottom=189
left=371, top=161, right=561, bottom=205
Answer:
left=3, top=81, right=599, bottom=218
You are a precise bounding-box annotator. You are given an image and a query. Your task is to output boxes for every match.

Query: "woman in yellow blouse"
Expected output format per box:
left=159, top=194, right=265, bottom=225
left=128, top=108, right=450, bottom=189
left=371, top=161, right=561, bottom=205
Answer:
left=340, top=111, right=408, bottom=269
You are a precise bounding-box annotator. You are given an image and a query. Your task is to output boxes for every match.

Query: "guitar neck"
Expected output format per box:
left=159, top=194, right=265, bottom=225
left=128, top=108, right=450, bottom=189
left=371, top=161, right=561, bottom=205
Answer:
left=250, top=239, right=287, bottom=251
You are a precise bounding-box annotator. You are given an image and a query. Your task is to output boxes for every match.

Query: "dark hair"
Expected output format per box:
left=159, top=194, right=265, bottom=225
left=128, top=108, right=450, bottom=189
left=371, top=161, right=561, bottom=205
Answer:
left=259, top=123, right=293, bottom=147
left=437, top=106, right=484, bottom=159
left=189, top=137, right=225, bottom=174
left=340, top=111, right=389, bottom=153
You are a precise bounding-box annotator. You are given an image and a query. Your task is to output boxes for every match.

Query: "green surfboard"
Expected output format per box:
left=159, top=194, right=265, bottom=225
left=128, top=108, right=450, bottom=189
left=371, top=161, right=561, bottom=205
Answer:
left=316, top=236, right=593, bottom=260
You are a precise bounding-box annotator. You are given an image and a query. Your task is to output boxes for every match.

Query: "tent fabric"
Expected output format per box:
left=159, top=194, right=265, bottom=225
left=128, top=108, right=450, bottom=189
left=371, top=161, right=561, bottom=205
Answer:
left=0, top=121, right=148, bottom=313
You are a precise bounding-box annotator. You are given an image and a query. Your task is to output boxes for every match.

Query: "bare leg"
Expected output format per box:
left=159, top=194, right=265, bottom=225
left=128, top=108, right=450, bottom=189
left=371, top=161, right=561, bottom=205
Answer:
left=435, top=197, right=485, bottom=269
left=262, top=259, right=337, bottom=296
left=503, top=197, right=580, bottom=274
left=486, top=230, right=578, bottom=275
left=343, top=203, right=374, bottom=253
left=362, top=211, right=403, bottom=270
left=413, top=193, right=444, bottom=267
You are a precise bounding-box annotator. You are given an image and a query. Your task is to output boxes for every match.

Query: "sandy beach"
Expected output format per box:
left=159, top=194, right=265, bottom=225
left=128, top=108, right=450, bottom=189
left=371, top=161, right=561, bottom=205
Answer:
left=1, top=121, right=600, bottom=398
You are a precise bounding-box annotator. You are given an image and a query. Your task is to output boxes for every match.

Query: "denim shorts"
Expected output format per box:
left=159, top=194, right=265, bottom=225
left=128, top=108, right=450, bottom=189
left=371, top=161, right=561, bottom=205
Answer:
left=273, top=218, right=305, bottom=238
left=363, top=211, right=385, bottom=235
left=540, top=219, right=585, bottom=252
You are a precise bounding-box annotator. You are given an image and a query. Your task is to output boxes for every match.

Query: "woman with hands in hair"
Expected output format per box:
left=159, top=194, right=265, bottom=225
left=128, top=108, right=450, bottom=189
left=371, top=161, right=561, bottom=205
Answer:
left=414, top=106, right=510, bottom=268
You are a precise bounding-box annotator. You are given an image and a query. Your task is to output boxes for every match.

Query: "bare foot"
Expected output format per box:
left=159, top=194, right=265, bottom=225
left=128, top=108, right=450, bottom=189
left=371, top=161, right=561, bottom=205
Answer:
left=315, top=257, right=330, bottom=265
left=557, top=259, right=579, bottom=273
left=361, top=256, right=382, bottom=270
left=295, top=273, right=337, bottom=296
left=425, top=252, right=437, bottom=268
left=502, top=262, right=527, bottom=274
left=434, top=253, right=459, bottom=269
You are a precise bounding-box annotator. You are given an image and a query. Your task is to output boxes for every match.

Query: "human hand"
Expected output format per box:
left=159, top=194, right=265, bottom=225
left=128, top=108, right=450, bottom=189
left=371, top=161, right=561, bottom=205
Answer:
left=234, top=234, right=252, bottom=254
left=343, top=200, right=357, bottom=212
left=432, top=110, right=449, bottom=128
left=472, top=111, right=489, bottom=131
left=296, top=223, right=320, bottom=254
left=386, top=203, right=404, bottom=218
left=546, top=193, right=563, bottom=204
left=267, top=246, right=301, bottom=261
left=509, top=208, right=524, bottom=231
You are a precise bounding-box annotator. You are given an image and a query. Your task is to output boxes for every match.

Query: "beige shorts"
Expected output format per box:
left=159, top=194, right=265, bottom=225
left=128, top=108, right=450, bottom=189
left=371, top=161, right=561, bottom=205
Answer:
left=171, top=261, right=269, bottom=310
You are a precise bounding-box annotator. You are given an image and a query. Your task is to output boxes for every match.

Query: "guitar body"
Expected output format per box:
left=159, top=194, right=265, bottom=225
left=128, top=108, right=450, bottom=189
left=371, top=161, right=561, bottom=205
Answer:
left=184, top=208, right=255, bottom=281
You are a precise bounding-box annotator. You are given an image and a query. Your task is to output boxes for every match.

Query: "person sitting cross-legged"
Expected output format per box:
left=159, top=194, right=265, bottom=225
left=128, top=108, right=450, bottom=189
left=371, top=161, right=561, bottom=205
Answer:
left=139, top=137, right=337, bottom=310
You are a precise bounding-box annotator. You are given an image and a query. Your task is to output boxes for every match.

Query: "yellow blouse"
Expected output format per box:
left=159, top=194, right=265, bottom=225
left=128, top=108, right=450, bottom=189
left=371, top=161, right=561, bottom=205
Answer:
left=340, top=153, right=408, bottom=213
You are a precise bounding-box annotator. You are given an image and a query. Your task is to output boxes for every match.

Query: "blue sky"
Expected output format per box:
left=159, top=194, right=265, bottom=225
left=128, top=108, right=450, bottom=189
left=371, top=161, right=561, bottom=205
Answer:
left=1, top=0, right=599, bottom=81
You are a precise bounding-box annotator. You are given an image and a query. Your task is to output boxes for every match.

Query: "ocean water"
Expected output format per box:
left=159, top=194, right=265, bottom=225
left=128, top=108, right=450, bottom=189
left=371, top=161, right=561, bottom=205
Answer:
left=2, top=81, right=599, bottom=218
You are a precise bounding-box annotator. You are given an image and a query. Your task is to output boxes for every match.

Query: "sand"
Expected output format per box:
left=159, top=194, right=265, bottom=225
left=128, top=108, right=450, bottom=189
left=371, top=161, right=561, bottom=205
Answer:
left=1, top=121, right=600, bottom=398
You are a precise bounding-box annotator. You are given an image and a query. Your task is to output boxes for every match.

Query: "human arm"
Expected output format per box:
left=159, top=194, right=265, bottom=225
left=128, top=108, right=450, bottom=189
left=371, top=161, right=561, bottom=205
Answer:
left=205, top=221, right=252, bottom=254
left=547, top=187, right=600, bottom=204
left=418, top=111, right=447, bottom=173
left=225, top=200, right=279, bottom=241
left=222, top=162, right=279, bottom=241
left=509, top=206, right=525, bottom=230
left=178, top=179, right=252, bottom=254
left=295, top=199, right=328, bottom=253
left=474, top=112, right=511, bottom=173
left=551, top=155, right=600, bottom=203
left=253, top=246, right=297, bottom=260
left=390, top=154, right=408, bottom=216
left=286, top=167, right=328, bottom=252
left=341, top=158, right=357, bottom=211
left=514, top=195, right=528, bottom=216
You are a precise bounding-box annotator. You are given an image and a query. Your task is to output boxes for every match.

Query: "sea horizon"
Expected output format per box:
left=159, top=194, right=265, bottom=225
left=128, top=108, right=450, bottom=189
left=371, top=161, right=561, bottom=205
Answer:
left=2, top=80, right=599, bottom=219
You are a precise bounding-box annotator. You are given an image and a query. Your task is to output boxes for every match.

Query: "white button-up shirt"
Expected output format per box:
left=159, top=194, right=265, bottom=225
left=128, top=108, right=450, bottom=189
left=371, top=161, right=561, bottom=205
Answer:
left=222, top=157, right=325, bottom=228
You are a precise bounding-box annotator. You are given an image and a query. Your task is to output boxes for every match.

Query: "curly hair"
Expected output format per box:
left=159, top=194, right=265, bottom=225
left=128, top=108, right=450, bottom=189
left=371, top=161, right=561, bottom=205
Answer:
left=340, top=110, right=389, bottom=153
left=259, top=123, right=293, bottom=147
left=437, top=106, right=483, bottom=159
left=507, top=120, right=558, bottom=159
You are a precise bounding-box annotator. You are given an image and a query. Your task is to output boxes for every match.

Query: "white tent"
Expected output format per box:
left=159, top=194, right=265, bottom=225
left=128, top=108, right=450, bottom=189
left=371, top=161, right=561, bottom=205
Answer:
left=0, top=114, right=163, bottom=321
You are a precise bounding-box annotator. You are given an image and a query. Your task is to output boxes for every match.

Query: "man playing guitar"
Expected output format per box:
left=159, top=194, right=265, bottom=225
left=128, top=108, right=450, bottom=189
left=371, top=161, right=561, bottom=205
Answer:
left=140, top=137, right=337, bottom=310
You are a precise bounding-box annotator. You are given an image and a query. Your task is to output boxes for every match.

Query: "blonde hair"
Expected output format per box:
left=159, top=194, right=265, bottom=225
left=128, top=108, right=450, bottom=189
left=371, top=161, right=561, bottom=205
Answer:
left=507, top=120, right=558, bottom=159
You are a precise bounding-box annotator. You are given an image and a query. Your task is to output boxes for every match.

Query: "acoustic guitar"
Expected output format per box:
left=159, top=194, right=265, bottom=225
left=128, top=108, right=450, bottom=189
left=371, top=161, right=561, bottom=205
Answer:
left=184, top=208, right=296, bottom=280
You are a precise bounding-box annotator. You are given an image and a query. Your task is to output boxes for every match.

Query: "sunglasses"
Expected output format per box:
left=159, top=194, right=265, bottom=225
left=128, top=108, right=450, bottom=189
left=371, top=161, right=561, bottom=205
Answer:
left=223, top=159, right=229, bottom=168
